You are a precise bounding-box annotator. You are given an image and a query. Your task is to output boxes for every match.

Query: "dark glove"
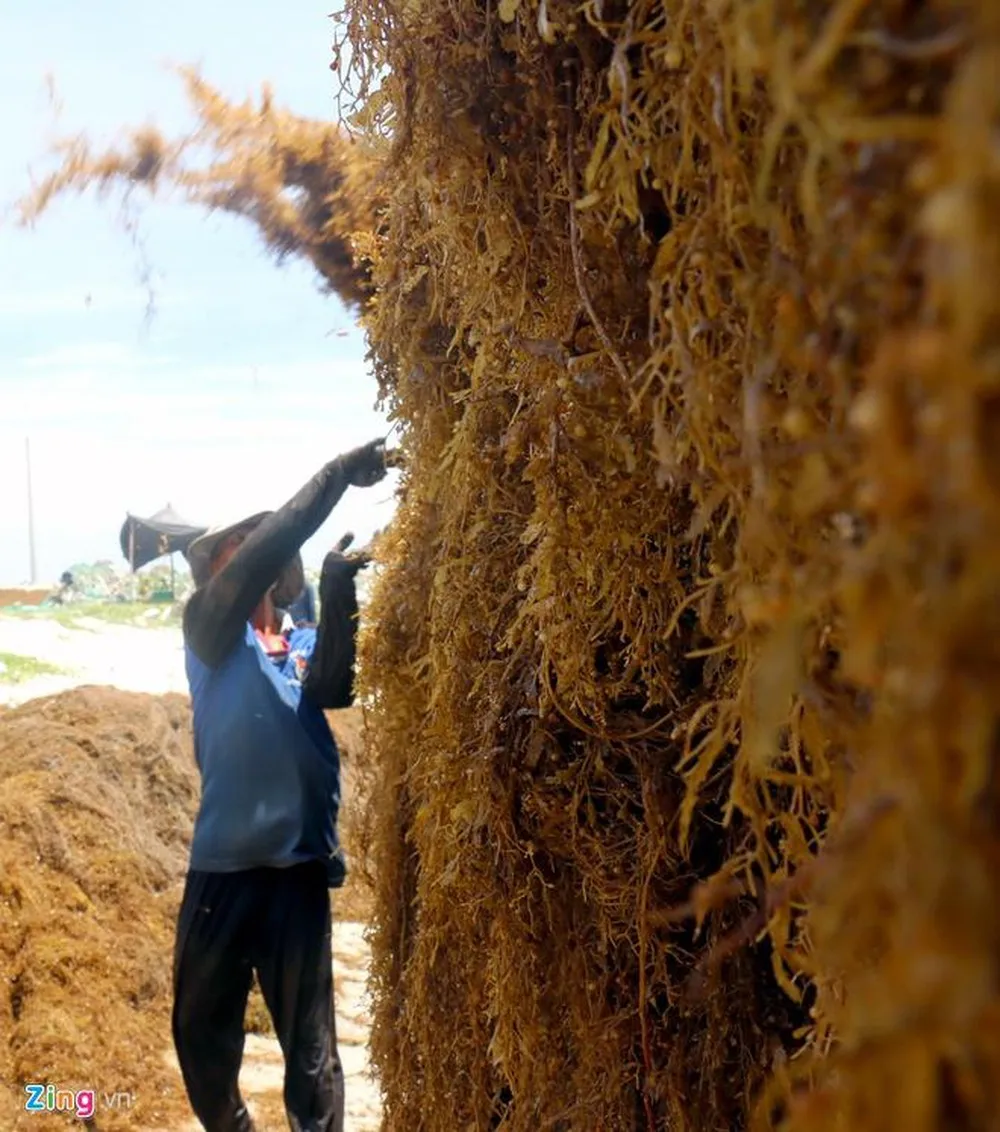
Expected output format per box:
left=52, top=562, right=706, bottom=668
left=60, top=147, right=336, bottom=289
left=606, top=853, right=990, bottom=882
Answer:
left=325, top=534, right=372, bottom=578
left=304, top=536, right=370, bottom=709
left=340, top=439, right=388, bottom=488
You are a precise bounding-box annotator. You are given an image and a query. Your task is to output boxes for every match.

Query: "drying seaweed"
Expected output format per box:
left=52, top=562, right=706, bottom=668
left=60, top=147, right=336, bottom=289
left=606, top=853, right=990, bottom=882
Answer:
left=344, top=1, right=1000, bottom=1127
left=19, top=68, right=379, bottom=309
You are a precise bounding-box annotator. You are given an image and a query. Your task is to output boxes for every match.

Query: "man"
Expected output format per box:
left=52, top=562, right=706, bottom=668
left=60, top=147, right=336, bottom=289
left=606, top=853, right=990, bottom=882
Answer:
left=172, top=437, right=388, bottom=1132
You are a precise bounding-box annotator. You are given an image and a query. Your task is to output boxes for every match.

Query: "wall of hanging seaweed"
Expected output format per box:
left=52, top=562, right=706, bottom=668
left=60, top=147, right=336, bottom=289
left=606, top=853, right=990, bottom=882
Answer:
left=340, top=0, right=1000, bottom=1128
left=17, top=1, right=1000, bottom=1129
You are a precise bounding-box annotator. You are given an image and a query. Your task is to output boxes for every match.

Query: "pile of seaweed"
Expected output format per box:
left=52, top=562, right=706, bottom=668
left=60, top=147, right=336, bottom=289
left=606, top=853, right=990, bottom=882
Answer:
left=0, top=688, right=199, bottom=1130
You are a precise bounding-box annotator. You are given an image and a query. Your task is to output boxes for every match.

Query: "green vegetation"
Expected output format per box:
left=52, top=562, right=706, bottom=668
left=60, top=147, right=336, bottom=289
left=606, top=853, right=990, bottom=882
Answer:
left=0, top=652, right=65, bottom=684
left=0, top=602, right=181, bottom=630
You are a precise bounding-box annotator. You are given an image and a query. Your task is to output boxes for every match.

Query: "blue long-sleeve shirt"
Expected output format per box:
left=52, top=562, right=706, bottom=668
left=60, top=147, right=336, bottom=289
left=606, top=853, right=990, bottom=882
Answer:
left=185, top=623, right=346, bottom=885
left=180, top=453, right=372, bottom=886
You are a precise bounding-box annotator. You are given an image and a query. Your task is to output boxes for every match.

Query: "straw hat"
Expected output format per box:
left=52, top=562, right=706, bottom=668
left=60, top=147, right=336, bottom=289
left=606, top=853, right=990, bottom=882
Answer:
left=185, top=511, right=272, bottom=585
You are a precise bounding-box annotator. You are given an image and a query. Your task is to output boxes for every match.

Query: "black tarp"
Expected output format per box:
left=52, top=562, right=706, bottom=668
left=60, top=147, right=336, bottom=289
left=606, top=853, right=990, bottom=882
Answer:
left=119, top=504, right=207, bottom=571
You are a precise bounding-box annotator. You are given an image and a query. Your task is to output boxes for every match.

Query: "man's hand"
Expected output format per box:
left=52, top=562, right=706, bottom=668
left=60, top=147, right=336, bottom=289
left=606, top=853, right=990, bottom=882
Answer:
left=341, top=439, right=389, bottom=488
left=326, top=532, right=372, bottom=578
left=343, top=551, right=372, bottom=576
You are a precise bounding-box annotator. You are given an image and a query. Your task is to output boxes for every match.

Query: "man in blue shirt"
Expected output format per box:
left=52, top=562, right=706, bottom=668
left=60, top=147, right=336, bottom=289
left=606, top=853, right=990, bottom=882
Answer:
left=172, top=438, right=388, bottom=1132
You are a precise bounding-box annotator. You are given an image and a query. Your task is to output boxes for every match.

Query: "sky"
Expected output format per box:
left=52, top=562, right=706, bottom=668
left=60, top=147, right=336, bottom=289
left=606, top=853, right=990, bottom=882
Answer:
left=0, top=0, right=399, bottom=585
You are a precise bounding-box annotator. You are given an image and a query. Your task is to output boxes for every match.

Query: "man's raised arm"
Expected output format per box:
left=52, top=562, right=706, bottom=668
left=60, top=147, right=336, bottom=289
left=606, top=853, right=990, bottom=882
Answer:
left=184, top=440, right=387, bottom=668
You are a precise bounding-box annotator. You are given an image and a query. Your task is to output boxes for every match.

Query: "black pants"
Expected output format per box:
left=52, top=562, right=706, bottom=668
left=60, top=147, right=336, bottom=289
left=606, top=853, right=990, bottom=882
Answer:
left=172, top=861, right=344, bottom=1132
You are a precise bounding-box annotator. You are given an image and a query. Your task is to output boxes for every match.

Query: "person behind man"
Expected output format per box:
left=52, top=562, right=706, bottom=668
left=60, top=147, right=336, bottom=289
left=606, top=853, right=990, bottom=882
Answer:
left=172, top=438, right=388, bottom=1132
left=272, top=534, right=356, bottom=628
left=271, top=555, right=315, bottom=627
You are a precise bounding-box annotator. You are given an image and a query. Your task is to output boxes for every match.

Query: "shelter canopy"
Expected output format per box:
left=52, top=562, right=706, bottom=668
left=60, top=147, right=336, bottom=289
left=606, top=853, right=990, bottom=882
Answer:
left=119, top=504, right=206, bottom=571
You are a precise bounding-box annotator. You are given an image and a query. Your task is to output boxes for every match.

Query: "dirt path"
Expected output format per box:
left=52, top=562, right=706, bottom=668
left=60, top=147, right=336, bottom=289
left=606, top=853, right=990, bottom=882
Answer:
left=1, top=613, right=383, bottom=1130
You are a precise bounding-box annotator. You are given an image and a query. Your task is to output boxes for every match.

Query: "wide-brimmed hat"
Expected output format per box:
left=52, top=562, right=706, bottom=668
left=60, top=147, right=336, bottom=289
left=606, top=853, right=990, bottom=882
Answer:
left=185, top=511, right=272, bottom=585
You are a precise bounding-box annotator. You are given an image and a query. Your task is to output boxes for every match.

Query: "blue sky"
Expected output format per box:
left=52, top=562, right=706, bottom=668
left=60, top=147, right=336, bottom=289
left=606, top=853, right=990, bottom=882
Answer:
left=0, top=0, right=398, bottom=585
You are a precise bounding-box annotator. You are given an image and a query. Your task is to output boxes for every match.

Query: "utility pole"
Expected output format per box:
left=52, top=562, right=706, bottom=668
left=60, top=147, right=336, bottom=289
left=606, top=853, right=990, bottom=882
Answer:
left=25, top=437, right=37, bottom=584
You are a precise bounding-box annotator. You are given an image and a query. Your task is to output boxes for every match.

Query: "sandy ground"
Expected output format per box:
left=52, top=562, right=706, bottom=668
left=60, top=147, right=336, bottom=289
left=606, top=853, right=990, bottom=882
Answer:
left=0, top=615, right=190, bottom=706
left=0, top=612, right=382, bottom=1131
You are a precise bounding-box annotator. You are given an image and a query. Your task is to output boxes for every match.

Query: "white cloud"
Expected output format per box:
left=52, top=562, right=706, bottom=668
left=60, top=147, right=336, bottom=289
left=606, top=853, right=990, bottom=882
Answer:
left=0, top=286, right=164, bottom=319
left=0, top=347, right=400, bottom=584
left=0, top=427, right=402, bottom=584
left=18, top=340, right=141, bottom=369
left=0, top=0, right=399, bottom=585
